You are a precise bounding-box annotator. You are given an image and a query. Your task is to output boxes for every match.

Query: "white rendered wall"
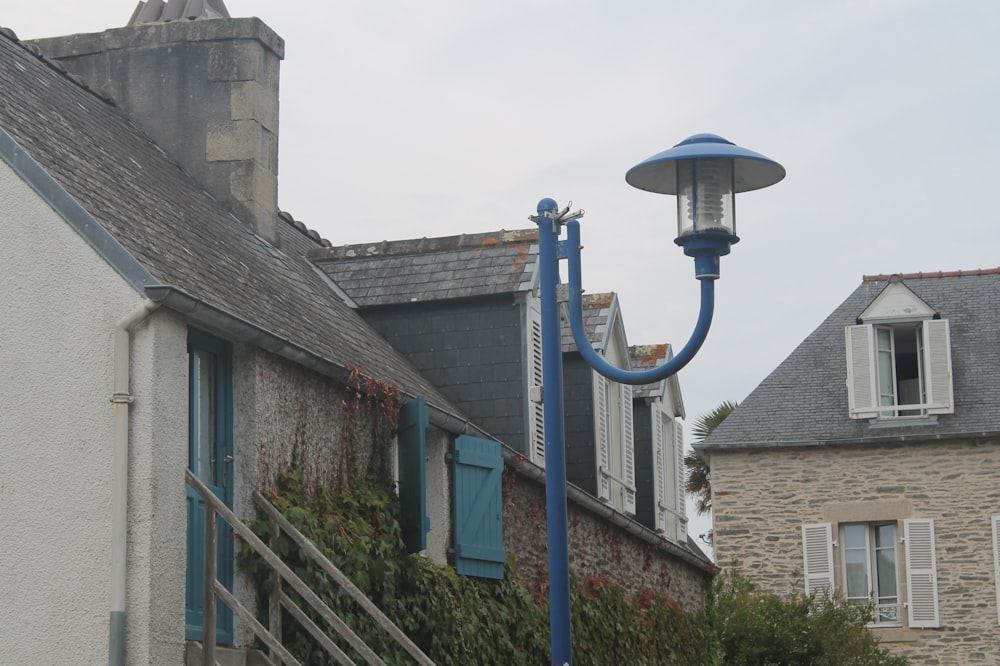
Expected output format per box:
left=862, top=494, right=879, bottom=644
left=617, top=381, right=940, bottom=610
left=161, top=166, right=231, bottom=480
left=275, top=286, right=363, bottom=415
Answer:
left=0, top=159, right=145, bottom=662
left=126, top=309, right=190, bottom=664
left=424, top=426, right=452, bottom=566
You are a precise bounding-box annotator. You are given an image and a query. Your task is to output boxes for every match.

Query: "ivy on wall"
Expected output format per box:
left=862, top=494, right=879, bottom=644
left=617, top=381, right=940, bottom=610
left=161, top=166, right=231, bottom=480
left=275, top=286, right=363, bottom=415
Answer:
left=242, top=469, right=715, bottom=665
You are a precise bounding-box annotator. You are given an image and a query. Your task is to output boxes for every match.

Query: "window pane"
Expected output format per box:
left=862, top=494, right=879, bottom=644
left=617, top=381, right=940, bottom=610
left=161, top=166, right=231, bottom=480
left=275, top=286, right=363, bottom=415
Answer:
left=876, top=328, right=895, bottom=407
left=874, top=524, right=898, bottom=601
left=195, top=351, right=218, bottom=485
left=874, top=523, right=895, bottom=548
left=876, top=549, right=898, bottom=599
left=843, top=524, right=866, bottom=549
left=845, top=550, right=869, bottom=598
left=842, top=525, right=870, bottom=600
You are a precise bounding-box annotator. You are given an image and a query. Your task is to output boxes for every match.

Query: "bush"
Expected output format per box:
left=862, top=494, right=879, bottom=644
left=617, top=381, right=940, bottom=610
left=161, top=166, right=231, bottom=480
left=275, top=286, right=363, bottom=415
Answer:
left=709, top=568, right=908, bottom=666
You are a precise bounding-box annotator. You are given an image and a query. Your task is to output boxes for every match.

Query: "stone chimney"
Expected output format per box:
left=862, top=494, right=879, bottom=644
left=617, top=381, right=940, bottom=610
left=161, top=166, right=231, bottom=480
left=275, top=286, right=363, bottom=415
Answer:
left=30, top=1, right=284, bottom=244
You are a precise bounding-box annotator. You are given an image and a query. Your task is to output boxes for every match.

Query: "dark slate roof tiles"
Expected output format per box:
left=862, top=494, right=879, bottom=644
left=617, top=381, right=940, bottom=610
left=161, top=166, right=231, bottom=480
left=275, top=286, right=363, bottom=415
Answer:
left=0, top=29, right=458, bottom=413
left=629, top=344, right=670, bottom=399
left=698, top=270, right=1000, bottom=450
left=311, top=229, right=540, bottom=306
left=562, top=292, right=616, bottom=352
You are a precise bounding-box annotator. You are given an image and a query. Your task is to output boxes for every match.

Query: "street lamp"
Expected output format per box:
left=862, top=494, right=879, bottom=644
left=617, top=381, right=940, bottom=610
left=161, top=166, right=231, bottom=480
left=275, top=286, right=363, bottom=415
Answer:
left=530, top=133, right=784, bottom=666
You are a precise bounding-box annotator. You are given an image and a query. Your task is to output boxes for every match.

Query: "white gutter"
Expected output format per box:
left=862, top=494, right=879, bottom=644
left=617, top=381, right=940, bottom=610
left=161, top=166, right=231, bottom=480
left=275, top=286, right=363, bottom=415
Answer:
left=109, top=299, right=160, bottom=666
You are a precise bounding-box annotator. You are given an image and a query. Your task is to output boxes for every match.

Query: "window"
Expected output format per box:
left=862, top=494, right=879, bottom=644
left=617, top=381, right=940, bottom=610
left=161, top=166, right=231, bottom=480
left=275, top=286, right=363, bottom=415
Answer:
left=841, top=523, right=901, bottom=626
left=594, top=371, right=636, bottom=515
left=846, top=278, right=953, bottom=420
left=525, top=295, right=545, bottom=467
left=452, top=436, right=505, bottom=579
left=398, top=396, right=429, bottom=554
left=185, top=328, right=234, bottom=642
left=846, top=319, right=953, bottom=419
left=653, top=409, right=686, bottom=542
left=802, top=519, right=939, bottom=629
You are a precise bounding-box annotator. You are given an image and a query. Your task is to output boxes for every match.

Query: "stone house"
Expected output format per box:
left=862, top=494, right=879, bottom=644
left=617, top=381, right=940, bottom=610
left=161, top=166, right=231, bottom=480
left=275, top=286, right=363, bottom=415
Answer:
left=313, top=232, right=707, bottom=586
left=696, top=269, right=1000, bottom=664
left=1, top=4, right=710, bottom=664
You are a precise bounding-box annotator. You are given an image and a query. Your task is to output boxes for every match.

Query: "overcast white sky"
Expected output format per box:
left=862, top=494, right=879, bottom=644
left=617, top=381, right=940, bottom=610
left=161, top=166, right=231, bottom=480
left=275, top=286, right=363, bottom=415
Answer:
left=7, top=1, right=1000, bottom=547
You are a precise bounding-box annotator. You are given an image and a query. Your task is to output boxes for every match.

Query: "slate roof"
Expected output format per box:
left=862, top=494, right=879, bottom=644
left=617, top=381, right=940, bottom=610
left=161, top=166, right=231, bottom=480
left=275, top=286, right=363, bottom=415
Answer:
left=697, top=269, right=1000, bottom=450
left=310, top=229, right=539, bottom=306
left=629, top=344, right=670, bottom=399
left=561, top=292, right=619, bottom=352
left=0, top=27, right=459, bottom=414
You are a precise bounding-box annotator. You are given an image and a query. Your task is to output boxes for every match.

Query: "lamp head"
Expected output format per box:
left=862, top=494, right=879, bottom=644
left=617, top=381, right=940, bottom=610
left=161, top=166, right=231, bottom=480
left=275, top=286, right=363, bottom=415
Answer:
left=625, top=133, right=784, bottom=278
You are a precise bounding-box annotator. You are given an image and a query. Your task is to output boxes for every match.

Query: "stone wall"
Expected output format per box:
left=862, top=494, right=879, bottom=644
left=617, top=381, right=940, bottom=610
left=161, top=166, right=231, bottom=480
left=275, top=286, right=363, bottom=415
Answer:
left=709, top=437, right=1000, bottom=664
left=503, top=469, right=711, bottom=612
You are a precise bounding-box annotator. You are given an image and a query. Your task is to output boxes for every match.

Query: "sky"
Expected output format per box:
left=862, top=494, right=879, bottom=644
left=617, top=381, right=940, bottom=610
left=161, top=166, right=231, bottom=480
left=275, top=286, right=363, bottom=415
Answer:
left=7, top=0, right=1000, bottom=550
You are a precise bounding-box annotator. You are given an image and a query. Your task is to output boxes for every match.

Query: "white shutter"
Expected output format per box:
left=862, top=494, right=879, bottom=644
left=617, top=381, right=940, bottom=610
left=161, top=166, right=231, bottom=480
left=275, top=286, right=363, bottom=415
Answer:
left=593, top=372, right=611, bottom=501
left=802, top=523, right=835, bottom=599
left=674, top=420, right=687, bottom=543
left=904, top=518, right=940, bottom=628
left=845, top=325, right=878, bottom=419
left=652, top=409, right=667, bottom=533
left=526, top=298, right=545, bottom=467
left=993, top=515, right=1000, bottom=626
left=922, top=319, right=954, bottom=414
left=622, top=383, right=636, bottom=515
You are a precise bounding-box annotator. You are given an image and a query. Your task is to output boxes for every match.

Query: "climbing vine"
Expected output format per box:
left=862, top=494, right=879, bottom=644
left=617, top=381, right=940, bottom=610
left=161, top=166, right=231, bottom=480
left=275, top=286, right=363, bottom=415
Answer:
left=337, top=366, right=401, bottom=487
left=243, top=470, right=715, bottom=665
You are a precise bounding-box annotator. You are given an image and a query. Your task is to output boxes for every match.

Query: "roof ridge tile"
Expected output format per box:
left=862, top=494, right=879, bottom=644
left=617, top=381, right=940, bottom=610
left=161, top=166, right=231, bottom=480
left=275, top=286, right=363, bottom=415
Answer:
left=862, top=267, right=1000, bottom=283
left=314, top=228, right=539, bottom=261
left=277, top=209, right=332, bottom=248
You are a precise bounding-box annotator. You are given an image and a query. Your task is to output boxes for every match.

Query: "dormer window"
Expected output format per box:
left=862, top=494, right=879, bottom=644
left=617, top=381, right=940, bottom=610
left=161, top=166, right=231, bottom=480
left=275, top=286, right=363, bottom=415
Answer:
left=845, top=278, right=954, bottom=419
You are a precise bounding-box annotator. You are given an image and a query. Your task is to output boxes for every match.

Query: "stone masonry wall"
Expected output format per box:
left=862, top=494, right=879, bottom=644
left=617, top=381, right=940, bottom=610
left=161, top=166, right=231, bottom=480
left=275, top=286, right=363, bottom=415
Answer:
left=709, top=437, right=1000, bottom=665
left=503, top=467, right=711, bottom=612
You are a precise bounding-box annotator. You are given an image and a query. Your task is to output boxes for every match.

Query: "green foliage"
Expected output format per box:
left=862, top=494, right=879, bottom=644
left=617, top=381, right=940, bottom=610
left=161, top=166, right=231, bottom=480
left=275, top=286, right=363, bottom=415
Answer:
left=685, top=400, right=737, bottom=516
left=242, top=469, right=718, bottom=665
left=691, top=400, right=739, bottom=442
left=572, top=576, right=719, bottom=666
left=243, top=471, right=905, bottom=664
left=709, top=569, right=908, bottom=666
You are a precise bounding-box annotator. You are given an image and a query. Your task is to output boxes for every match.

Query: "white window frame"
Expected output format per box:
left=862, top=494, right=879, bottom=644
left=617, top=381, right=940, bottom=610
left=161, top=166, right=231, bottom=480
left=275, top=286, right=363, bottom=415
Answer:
left=846, top=319, right=953, bottom=419
left=594, top=370, right=636, bottom=515
left=840, top=523, right=902, bottom=627
left=802, top=519, right=940, bottom=629
left=652, top=407, right=687, bottom=543
left=525, top=295, right=545, bottom=467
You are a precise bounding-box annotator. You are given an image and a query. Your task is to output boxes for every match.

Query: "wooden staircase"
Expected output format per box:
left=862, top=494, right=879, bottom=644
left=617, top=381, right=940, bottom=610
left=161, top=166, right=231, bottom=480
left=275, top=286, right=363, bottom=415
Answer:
left=186, top=470, right=435, bottom=666
left=186, top=641, right=274, bottom=666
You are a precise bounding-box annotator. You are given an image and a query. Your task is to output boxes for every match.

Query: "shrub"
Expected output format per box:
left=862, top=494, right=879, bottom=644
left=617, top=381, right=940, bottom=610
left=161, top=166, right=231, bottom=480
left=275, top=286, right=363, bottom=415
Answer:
left=709, top=568, right=908, bottom=666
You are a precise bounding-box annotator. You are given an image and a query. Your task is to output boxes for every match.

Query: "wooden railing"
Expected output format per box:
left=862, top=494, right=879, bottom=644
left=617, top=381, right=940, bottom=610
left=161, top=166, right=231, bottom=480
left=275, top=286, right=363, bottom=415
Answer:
left=185, top=469, right=435, bottom=666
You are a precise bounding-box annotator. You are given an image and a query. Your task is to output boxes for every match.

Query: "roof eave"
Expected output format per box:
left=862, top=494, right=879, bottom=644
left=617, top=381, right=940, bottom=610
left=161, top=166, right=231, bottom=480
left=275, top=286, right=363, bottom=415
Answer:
left=695, top=429, right=1000, bottom=452
left=0, top=127, right=158, bottom=293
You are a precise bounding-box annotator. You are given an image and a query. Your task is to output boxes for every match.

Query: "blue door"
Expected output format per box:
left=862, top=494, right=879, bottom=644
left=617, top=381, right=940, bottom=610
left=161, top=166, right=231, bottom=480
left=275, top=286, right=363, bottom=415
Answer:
left=185, top=329, right=234, bottom=643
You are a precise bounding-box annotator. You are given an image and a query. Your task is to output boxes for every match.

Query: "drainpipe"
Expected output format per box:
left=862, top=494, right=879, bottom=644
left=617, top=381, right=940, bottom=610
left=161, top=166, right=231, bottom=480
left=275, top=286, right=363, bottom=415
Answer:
left=109, top=299, right=160, bottom=666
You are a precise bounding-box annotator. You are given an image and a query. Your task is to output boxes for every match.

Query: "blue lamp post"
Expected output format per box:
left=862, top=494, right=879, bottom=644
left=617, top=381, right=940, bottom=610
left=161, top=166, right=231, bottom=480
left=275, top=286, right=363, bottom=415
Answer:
left=531, top=133, right=784, bottom=666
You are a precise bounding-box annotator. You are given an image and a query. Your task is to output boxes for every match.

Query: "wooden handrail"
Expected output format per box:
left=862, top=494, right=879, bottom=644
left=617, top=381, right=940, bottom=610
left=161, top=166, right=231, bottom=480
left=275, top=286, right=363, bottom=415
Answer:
left=253, top=492, right=436, bottom=666
left=185, top=469, right=435, bottom=666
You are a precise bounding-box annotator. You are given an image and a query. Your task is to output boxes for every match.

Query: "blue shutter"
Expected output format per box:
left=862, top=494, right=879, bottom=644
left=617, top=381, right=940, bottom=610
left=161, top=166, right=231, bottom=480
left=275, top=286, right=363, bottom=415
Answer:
left=453, top=436, right=505, bottom=579
left=398, top=396, right=429, bottom=554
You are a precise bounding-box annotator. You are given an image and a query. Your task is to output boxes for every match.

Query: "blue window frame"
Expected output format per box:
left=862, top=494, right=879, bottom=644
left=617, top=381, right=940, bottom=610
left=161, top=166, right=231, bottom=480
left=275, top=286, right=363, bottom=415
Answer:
left=185, top=328, right=234, bottom=643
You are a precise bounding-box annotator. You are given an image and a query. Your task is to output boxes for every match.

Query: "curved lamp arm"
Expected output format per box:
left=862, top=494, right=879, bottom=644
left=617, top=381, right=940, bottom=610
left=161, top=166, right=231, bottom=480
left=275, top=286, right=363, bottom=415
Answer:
left=565, top=219, right=716, bottom=385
